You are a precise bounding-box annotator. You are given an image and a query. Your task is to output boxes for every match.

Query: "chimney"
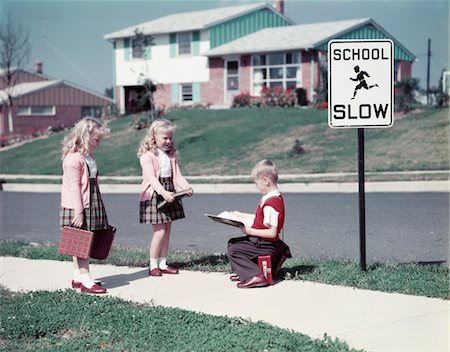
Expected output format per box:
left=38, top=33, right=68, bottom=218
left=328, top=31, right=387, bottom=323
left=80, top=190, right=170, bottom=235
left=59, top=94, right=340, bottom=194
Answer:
left=35, top=59, right=43, bottom=74
left=273, top=0, right=285, bottom=14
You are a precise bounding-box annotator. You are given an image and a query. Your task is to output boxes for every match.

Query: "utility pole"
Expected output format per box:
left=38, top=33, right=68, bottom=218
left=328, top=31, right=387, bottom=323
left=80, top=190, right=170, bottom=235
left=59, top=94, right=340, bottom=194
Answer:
left=427, top=38, right=431, bottom=105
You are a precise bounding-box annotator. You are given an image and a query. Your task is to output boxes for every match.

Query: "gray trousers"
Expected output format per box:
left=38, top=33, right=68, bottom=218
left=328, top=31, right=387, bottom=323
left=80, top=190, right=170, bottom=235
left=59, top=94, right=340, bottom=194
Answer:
left=227, top=235, right=292, bottom=281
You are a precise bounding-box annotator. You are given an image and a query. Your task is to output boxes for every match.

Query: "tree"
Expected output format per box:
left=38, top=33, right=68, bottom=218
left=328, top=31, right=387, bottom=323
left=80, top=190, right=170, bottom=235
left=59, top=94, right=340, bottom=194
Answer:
left=395, top=77, right=419, bottom=113
left=131, top=29, right=158, bottom=121
left=104, top=87, right=114, bottom=99
left=0, top=11, right=30, bottom=133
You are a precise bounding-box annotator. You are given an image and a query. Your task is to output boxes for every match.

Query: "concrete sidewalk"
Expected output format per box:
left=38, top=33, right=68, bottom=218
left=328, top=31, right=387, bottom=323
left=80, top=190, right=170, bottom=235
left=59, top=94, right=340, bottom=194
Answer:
left=1, top=256, right=448, bottom=352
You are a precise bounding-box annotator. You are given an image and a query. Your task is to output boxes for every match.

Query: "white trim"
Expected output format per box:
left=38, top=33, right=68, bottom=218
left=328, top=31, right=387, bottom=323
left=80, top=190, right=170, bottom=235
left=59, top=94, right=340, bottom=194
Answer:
left=310, top=54, right=315, bottom=103
left=17, top=105, right=56, bottom=116
left=224, top=58, right=240, bottom=103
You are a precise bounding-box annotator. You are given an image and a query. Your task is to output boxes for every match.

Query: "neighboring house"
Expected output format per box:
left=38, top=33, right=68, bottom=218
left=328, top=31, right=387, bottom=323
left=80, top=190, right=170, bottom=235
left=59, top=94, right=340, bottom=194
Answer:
left=104, top=0, right=415, bottom=113
left=0, top=63, right=114, bottom=135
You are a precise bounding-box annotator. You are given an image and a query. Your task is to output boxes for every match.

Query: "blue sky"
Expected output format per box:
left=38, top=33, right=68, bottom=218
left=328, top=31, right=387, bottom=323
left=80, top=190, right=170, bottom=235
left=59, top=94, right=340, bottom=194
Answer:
left=1, top=0, right=448, bottom=94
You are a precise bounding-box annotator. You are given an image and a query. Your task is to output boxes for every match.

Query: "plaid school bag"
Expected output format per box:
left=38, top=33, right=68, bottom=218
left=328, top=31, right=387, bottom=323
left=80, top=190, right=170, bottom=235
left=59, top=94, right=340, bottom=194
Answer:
left=58, top=225, right=116, bottom=260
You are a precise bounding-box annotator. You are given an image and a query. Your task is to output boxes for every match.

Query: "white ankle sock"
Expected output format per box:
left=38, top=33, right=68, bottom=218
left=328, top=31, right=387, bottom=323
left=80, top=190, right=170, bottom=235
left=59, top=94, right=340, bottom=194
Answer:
left=73, top=269, right=82, bottom=282
left=80, top=273, right=95, bottom=289
left=158, top=257, right=168, bottom=270
left=150, top=259, right=159, bottom=270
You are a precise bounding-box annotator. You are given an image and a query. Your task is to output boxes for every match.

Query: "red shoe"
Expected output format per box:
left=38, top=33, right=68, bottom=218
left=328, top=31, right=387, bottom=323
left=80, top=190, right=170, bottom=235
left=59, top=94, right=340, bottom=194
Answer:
left=72, top=280, right=102, bottom=289
left=71, top=280, right=82, bottom=289
left=149, top=268, right=162, bottom=276
left=80, top=283, right=107, bottom=294
left=160, top=266, right=179, bottom=274
left=237, top=274, right=268, bottom=288
left=229, top=274, right=240, bottom=282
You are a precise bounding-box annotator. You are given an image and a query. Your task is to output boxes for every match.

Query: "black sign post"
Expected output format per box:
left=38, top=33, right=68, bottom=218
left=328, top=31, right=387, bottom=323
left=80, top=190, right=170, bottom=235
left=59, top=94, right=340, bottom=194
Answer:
left=357, top=128, right=367, bottom=271
left=328, top=39, right=394, bottom=272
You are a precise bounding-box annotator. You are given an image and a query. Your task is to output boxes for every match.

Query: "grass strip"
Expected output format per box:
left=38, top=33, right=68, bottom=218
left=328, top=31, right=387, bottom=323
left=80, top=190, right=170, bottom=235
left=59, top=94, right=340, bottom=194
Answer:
left=1, top=240, right=448, bottom=299
left=0, top=288, right=361, bottom=352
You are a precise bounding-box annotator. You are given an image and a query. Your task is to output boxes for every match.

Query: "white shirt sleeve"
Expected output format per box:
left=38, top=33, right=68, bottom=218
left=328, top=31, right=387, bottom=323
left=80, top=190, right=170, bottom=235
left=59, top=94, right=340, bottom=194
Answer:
left=263, top=206, right=279, bottom=228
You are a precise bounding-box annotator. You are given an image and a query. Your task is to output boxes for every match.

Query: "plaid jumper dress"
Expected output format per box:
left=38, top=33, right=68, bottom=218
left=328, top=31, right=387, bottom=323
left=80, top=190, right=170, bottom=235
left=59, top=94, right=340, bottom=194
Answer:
left=60, top=162, right=108, bottom=231
left=139, top=176, right=185, bottom=224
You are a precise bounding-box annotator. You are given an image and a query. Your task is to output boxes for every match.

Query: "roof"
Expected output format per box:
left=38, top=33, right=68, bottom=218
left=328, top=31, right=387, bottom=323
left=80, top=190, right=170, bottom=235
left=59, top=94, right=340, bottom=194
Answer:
left=205, top=18, right=372, bottom=56
left=0, top=79, right=114, bottom=104
left=104, top=2, right=292, bottom=40
left=0, top=80, right=61, bottom=103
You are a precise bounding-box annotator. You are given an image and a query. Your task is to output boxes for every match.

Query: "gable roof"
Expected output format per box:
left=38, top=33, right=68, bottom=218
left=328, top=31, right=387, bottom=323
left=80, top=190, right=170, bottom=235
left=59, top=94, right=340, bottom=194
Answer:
left=205, top=17, right=415, bottom=61
left=0, top=80, right=114, bottom=104
left=205, top=18, right=371, bottom=56
left=0, top=80, right=61, bottom=103
left=104, top=3, right=292, bottom=40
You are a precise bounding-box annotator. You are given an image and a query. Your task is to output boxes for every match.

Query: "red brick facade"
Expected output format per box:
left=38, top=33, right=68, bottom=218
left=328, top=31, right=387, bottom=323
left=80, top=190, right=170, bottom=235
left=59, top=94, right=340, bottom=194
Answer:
left=1, top=78, right=112, bottom=135
left=200, top=57, right=225, bottom=106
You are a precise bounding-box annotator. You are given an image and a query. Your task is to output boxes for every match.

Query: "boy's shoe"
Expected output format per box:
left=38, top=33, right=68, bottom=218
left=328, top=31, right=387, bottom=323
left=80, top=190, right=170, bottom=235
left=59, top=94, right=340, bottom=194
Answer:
left=237, top=274, right=268, bottom=288
left=229, top=274, right=240, bottom=282
left=160, top=266, right=179, bottom=274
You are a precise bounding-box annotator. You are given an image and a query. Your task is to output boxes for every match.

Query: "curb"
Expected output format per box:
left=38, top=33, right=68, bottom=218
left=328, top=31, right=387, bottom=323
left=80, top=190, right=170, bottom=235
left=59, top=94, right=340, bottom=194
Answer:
left=1, top=181, right=448, bottom=193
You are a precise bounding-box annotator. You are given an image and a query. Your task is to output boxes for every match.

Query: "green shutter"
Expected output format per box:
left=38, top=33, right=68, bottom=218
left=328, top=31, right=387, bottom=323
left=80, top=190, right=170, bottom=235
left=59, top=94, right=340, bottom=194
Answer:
left=124, top=38, right=131, bottom=61
left=144, top=44, right=151, bottom=60
left=170, top=33, right=177, bottom=58
left=192, top=31, right=200, bottom=56
left=193, top=82, right=200, bottom=103
left=171, top=84, right=179, bottom=104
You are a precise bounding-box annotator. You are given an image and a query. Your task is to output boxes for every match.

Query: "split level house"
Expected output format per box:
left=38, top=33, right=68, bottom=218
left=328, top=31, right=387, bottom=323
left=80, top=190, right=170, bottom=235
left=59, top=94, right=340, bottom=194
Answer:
left=0, top=62, right=114, bottom=136
left=104, top=0, right=415, bottom=114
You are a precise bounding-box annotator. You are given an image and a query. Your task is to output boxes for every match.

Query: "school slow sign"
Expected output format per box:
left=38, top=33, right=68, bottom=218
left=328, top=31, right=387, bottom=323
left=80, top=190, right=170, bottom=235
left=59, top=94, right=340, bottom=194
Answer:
left=327, top=39, right=394, bottom=271
left=328, top=39, right=394, bottom=128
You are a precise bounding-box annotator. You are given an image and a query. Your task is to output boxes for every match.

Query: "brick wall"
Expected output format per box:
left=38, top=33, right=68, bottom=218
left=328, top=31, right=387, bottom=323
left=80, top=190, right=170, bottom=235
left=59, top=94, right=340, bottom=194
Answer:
left=10, top=105, right=82, bottom=135
left=153, top=84, right=172, bottom=109
left=240, top=55, right=251, bottom=94
left=201, top=57, right=225, bottom=106
left=399, top=61, right=412, bottom=81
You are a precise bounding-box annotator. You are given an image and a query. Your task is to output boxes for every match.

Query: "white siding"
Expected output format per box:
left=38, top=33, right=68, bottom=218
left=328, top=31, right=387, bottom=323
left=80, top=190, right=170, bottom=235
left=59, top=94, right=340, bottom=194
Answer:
left=114, top=30, right=210, bottom=86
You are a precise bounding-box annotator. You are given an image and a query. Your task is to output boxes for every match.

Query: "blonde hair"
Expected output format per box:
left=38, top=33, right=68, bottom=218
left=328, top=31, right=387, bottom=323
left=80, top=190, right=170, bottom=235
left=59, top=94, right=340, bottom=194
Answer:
left=62, top=117, right=109, bottom=159
left=250, top=159, right=278, bottom=183
left=137, top=119, right=177, bottom=158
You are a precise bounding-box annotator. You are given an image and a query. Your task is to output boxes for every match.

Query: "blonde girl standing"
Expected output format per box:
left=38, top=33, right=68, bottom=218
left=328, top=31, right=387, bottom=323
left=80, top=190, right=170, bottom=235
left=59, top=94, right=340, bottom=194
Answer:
left=138, top=119, right=193, bottom=276
left=60, top=117, right=110, bottom=294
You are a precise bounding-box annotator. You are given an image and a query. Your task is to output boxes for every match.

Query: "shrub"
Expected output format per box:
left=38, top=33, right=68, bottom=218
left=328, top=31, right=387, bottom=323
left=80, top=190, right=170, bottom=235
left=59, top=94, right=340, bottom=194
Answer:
left=232, top=87, right=298, bottom=108
left=232, top=92, right=253, bottom=107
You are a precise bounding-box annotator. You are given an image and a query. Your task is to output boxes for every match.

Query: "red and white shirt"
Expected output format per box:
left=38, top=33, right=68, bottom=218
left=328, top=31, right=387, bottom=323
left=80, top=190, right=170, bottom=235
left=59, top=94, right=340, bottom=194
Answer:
left=251, top=189, right=285, bottom=242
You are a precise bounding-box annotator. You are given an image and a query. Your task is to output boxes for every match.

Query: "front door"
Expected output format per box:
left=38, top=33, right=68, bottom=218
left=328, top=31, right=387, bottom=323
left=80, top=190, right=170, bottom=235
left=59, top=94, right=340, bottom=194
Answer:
left=225, top=60, right=239, bottom=104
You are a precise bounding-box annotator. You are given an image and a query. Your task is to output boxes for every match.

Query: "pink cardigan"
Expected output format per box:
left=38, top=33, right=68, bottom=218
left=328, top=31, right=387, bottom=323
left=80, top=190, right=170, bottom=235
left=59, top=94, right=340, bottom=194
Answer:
left=139, top=150, right=190, bottom=202
left=61, top=152, right=97, bottom=214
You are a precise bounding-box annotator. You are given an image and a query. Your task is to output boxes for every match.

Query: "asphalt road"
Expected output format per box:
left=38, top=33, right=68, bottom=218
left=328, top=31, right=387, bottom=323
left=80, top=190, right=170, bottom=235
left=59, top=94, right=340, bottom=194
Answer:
left=1, top=191, right=448, bottom=264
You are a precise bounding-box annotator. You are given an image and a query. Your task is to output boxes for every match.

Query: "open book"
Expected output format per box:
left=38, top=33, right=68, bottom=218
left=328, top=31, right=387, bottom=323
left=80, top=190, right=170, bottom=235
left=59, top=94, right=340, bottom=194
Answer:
left=205, top=211, right=254, bottom=228
left=157, top=189, right=191, bottom=209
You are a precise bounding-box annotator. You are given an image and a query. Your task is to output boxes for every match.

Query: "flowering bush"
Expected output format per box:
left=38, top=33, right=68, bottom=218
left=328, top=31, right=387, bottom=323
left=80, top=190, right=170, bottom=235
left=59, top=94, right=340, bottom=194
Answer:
left=232, top=87, right=298, bottom=108
left=232, top=92, right=253, bottom=107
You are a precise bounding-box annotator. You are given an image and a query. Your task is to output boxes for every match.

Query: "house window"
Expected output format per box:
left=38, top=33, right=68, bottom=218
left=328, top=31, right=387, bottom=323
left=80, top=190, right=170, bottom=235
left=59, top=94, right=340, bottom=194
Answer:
left=82, top=106, right=104, bottom=118
left=252, top=52, right=301, bottom=95
left=132, top=39, right=144, bottom=59
left=17, top=106, right=55, bottom=116
left=181, top=84, right=193, bottom=102
left=132, top=35, right=152, bottom=59
left=227, top=61, right=239, bottom=91
left=178, top=32, right=191, bottom=55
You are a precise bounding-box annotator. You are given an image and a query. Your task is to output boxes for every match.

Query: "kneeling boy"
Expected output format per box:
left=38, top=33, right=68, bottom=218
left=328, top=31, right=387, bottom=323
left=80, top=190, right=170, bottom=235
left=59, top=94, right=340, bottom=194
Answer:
left=227, top=160, right=291, bottom=288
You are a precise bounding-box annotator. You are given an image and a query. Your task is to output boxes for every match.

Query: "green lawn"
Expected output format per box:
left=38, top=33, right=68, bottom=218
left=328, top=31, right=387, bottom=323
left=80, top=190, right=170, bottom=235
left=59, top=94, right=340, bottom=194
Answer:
left=0, top=288, right=361, bottom=352
left=0, top=107, right=448, bottom=177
